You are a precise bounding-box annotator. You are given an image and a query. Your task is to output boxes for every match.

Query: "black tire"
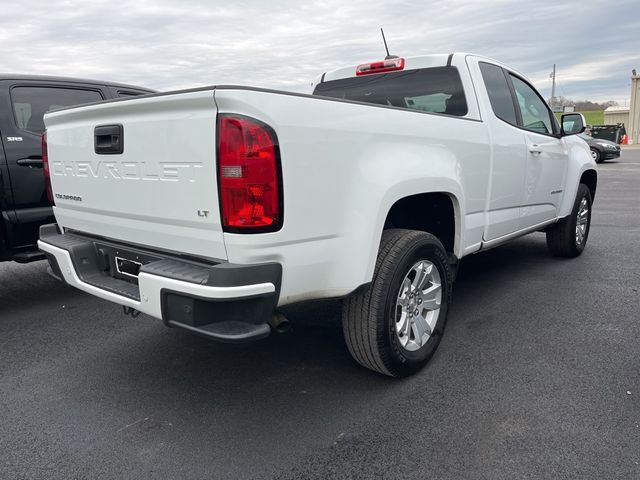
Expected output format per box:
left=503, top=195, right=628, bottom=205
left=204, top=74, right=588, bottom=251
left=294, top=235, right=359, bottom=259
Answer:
left=546, top=184, right=592, bottom=258
left=590, top=148, right=602, bottom=163
left=342, top=229, right=452, bottom=377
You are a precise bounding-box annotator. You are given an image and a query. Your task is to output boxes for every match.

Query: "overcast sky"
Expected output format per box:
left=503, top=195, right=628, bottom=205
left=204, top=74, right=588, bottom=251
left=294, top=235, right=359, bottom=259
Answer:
left=1, top=0, right=638, bottom=103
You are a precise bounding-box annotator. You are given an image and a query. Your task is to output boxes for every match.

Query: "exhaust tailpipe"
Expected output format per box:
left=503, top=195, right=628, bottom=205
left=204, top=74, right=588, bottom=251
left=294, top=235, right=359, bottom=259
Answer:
left=269, top=312, right=290, bottom=334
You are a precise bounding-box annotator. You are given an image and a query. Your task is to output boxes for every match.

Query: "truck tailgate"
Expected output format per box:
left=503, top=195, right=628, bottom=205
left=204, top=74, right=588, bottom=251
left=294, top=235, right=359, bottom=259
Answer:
left=44, top=90, right=226, bottom=261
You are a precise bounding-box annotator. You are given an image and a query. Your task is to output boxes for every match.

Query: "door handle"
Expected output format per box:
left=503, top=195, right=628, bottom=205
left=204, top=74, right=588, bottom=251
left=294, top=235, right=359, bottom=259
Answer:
left=17, top=156, right=43, bottom=168
left=528, top=145, right=543, bottom=155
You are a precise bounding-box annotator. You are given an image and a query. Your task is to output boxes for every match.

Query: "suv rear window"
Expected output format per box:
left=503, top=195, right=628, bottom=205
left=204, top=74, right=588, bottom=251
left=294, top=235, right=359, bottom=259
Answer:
left=11, top=86, right=104, bottom=134
left=313, top=67, right=468, bottom=117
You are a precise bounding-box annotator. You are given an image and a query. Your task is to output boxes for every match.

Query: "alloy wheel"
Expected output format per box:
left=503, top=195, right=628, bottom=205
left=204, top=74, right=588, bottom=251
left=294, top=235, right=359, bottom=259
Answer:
left=575, top=197, right=589, bottom=245
left=394, top=260, right=442, bottom=351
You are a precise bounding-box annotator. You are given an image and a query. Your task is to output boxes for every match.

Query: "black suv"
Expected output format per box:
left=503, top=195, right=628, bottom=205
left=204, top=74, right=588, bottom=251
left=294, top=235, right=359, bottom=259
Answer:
left=0, top=75, right=154, bottom=263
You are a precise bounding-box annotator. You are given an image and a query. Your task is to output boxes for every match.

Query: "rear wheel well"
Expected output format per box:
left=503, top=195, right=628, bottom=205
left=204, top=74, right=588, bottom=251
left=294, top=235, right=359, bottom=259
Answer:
left=383, top=193, right=456, bottom=253
left=580, top=170, right=597, bottom=200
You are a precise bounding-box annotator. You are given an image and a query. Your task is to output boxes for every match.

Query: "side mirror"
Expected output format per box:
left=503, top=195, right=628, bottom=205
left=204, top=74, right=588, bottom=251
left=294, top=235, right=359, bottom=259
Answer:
left=560, top=113, right=586, bottom=136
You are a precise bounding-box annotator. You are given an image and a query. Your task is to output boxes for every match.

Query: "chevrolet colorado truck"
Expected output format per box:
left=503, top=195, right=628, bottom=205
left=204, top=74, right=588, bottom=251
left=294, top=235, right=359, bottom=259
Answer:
left=0, top=74, right=153, bottom=263
left=38, top=53, right=597, bottom=377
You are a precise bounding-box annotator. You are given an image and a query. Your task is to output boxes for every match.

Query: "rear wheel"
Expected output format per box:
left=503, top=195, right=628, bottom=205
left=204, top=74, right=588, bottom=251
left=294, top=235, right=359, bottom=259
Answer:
left=590, top=148, right=602, bottom=163
left=342, top=229, right=452, bottom=377
left=546, top=184, right=592, bottom=258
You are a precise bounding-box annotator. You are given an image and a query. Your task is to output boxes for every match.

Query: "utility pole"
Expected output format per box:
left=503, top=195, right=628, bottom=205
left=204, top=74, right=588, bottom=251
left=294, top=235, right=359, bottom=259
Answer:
left=550, top=64, right=557, bottom=110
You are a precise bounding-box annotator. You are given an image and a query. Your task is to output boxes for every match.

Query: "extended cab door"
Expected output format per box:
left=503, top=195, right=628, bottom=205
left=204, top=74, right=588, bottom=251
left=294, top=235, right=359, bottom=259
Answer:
left=506, top=74, right=567, bottom=227
left=473, top=60, right=527, bottom=241
left=1, top=81, right=105, bottom=246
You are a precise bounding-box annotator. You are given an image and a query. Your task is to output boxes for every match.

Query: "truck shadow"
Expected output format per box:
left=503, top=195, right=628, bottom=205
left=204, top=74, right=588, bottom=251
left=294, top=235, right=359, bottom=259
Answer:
left=454, top=232, right=553, bottom=287
left=70, top=234, right=556, bottom=415
left=0, top=260, right=84, bottom=317
left=2, top=233, right=574, bottom=476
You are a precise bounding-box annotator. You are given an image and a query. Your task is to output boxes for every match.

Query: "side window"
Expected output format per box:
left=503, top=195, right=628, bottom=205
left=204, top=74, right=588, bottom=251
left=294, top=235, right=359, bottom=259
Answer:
left=10, top=86, right=104, bottom=134
left=509, top=75, right=554, bottom=135
left=479, top=62, right=518, bottom=125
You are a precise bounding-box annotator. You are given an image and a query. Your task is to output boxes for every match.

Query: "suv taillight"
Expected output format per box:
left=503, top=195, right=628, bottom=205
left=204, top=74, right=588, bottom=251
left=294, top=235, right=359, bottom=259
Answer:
left=42, top=131, right=54, bottom=205
left=217, top=114, right=282, bottom=232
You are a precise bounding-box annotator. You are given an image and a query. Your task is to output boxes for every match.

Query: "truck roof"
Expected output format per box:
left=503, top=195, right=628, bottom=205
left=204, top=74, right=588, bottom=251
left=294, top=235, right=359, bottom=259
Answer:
left=319, top=52, right=527, bottom=84
left=0, top=73, right=155, bottom=92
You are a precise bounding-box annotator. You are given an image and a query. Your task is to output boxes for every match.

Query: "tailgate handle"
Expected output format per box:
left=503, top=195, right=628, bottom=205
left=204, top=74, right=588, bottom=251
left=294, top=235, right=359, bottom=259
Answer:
left=94, top=124, right=124, bottom=155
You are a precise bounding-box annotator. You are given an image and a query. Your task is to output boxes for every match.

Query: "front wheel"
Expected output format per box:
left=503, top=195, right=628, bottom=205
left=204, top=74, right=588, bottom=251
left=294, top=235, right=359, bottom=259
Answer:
left=342, top=229, right=452, bottom=377
left=546, top=184, right=592, bottom=258
left=590, top=148, right=602, bottom=163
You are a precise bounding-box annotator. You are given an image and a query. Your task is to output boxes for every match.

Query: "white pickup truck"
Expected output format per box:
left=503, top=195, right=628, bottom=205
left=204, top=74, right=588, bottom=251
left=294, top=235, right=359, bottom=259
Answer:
left=39, top=53, right=596, bottom=377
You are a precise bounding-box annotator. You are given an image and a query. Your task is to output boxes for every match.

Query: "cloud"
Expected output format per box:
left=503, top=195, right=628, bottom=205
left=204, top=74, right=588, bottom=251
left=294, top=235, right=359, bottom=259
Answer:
left=0, top=0, right=637, bottom=103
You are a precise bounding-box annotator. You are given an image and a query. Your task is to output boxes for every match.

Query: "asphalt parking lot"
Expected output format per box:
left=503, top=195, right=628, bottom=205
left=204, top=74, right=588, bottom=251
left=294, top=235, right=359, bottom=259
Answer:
left=1, top=148, right=639, bottom=480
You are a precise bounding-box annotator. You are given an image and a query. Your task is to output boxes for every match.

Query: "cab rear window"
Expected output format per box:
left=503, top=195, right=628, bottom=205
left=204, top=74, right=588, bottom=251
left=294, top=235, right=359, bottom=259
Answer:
left=313, top=67, right=468, bottom=117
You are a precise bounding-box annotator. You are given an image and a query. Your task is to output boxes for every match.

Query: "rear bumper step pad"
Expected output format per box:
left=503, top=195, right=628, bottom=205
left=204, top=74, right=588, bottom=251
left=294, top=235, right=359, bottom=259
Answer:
left=39, top=224, right=281, bottom=342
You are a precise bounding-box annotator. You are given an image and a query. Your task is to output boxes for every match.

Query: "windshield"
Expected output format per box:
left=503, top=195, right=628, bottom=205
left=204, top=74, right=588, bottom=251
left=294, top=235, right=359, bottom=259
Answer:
left=313, top=67, right=468, bottom=117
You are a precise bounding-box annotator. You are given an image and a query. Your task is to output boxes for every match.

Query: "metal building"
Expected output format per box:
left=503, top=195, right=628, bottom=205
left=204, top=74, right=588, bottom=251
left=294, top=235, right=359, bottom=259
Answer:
left=629, top=71, right=640, bottom=144
left=603, top=105, right=629, bottom=126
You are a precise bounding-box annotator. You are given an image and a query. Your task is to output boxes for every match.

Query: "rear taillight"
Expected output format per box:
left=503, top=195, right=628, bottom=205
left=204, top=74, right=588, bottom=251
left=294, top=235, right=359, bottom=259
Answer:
left=356, top=57, right=405, bottom=76
left=41, top=131, right=54, bottom=205
left=217, top=114, right=282, bottom=232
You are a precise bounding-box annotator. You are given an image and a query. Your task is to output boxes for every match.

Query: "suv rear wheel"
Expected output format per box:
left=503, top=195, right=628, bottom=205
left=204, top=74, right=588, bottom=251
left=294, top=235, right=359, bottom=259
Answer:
left=342, top=229, right=452, bottom=377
